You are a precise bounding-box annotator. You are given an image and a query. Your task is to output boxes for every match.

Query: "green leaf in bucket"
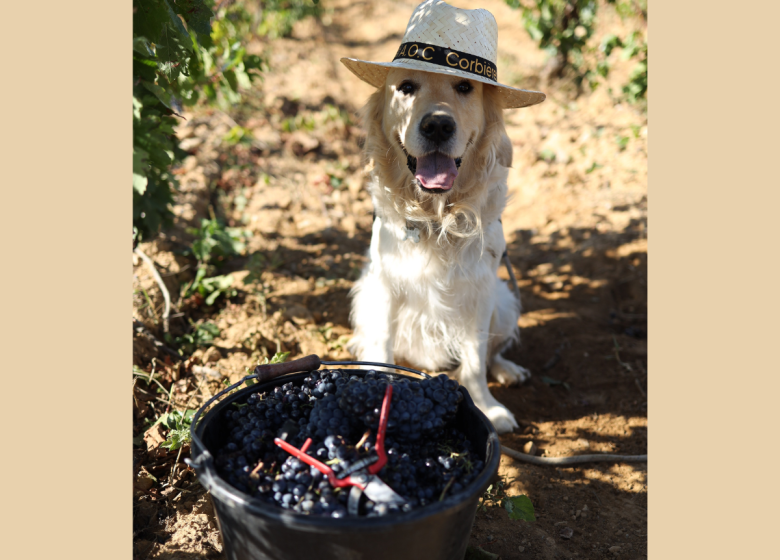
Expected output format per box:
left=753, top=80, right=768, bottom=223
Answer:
left=502, top=495, right=536, bottom=522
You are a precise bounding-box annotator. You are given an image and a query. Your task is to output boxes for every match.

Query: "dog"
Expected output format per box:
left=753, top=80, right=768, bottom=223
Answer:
left=341, top=1, right=545, bottom=433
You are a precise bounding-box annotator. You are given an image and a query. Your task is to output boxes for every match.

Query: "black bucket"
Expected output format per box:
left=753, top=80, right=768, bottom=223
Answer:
left=189, top=360, right=500, bottom=560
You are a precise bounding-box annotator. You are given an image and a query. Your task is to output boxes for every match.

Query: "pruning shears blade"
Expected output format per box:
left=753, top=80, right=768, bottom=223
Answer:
left=362, top=476, right=407, bottom=506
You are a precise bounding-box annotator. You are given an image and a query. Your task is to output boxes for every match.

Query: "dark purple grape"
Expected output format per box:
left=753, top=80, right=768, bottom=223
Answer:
left=214, top=369, right=480, bottom=519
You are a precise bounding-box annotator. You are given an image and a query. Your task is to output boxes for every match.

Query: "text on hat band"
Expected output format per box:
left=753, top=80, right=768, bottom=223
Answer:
left=392, top=42, right=498, bottom=82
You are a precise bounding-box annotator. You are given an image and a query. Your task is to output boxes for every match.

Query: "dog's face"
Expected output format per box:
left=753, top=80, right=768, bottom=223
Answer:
left=361, top=66, right=512, bottom=238
left=382, top=68, right=488, bottom=194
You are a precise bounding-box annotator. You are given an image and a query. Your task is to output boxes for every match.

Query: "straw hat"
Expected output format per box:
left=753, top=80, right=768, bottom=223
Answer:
left=340, top=0, right=545, bottom=109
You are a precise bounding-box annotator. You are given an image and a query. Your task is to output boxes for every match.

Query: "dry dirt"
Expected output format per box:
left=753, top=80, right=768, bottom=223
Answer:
left=133, top=1, right=647, bottom=559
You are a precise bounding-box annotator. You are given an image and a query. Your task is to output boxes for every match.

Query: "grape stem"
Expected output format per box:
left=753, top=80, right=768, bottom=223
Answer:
left=355, top=430, right=372, bottom=449
left=439, top=476, right=455, bottom=501
left=249, top=461, right=265, bottom=477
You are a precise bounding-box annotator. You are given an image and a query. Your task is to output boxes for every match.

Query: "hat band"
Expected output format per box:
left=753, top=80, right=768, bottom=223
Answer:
left=392, top=42, right=498, bottom=82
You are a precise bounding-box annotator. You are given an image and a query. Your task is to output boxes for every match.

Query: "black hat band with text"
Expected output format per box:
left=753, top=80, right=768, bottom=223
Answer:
left=392, top=42, right=498, bottom=82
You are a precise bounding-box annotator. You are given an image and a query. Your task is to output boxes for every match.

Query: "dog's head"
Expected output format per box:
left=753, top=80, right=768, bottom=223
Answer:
left=364, top=68, right=512, bottom=200
left=362, top=68, right=512, bottom=241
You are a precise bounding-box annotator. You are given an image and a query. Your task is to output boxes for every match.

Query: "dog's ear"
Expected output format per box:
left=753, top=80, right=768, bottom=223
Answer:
left=360, top=87, right=387, bottom=169
left=361, top=88, right=385, bottom=137
left=483, top=85, right=513, bottom=168
left=496, top=133, right=513, bottom=168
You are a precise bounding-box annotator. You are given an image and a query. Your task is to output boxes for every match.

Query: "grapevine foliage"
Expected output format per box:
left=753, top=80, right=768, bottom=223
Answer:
left=132, top=0, right=266, bottom=242
left=599, top=29, right=647, bottom=103
left=505, top=0, right=647, bottom=104
left=513, top=0, right=597, bottom=77
left=258, top=0, right=323, bottom=39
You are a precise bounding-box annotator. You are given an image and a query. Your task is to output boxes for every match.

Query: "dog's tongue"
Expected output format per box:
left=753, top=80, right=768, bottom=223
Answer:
left=415, top=153, right=457, bottom=191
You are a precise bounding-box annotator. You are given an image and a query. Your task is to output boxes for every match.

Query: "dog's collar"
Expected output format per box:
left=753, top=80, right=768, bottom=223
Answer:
left=373, top=213, right=501, bottom=245
left=404, top=222, right=421, bottom=243
left=402, top=217, right=502, bottom=244
left=373, top=212, right=423, bottom=244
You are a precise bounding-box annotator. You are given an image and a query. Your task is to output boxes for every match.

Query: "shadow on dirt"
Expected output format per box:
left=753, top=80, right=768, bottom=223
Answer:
left=497, top=210, right=647, bottom=420
left=259, top=196, right=647, bottom=428
left=247, top=225, right=372, bottom=329
left=466, top=202, right=647, bottom=558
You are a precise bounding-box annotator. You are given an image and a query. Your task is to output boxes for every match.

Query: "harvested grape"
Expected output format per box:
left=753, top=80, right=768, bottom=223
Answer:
left=213, top=370, right=481, bottom=518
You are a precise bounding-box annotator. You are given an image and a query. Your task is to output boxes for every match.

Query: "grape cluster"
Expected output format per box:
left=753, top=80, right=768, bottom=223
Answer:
left=271, top=454, right=349, bottom=517
left=306, top=394, right=354, bottom=441
left=338, top=372, right=463, bottom=441
left=213, top=369, right=481, bottom=518
left=374, top=429, right=485, bottom=510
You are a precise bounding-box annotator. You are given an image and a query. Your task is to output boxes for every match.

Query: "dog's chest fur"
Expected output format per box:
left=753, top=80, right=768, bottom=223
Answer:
left=366, top=187, right=508, bottom=370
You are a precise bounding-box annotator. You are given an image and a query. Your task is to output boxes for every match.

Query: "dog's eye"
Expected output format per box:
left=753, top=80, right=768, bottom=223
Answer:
left=399, top=82, right=416, bottom=95
left=456, top=81, right=473, bottom=94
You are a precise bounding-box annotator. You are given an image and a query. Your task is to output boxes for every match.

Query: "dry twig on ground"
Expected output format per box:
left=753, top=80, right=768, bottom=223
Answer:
left=135, top=247, right=172, bottom=334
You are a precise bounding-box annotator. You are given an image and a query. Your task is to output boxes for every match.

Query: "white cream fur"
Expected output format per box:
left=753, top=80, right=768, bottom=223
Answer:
left=349, top=69, right=530, bottom=433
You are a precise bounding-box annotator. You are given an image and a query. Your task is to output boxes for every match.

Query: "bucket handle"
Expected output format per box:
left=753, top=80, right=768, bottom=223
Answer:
left=187, top=355, right=431, bottom=472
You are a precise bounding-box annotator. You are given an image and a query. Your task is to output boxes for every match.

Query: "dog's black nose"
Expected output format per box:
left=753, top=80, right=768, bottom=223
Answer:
left=419, top=113, right=456, bottom=144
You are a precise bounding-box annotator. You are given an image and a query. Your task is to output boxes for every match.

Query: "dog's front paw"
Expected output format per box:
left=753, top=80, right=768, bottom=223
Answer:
left=491, top=355, right=531, bottom=386
left=485, top=404, right=519, bottom=434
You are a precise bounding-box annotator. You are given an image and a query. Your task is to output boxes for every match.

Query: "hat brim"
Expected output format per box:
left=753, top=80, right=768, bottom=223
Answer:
left=340, top=57, right=545, bottom=109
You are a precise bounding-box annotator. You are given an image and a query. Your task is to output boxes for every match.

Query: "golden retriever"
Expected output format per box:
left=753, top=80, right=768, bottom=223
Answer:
left=349, top=68, right=529, bottom=434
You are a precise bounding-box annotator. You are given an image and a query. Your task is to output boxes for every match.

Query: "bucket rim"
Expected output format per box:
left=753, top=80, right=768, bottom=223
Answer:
left=189, top=367, right=501, bottom=530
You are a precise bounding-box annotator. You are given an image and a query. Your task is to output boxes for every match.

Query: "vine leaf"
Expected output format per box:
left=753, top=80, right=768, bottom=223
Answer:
left=133, top=148, right=149, bottom=194
left=502, top=495, right=536, bottom=522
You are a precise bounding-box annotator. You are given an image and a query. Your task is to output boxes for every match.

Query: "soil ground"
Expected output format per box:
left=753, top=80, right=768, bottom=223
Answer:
left=133, top=1, right=647, bottom=558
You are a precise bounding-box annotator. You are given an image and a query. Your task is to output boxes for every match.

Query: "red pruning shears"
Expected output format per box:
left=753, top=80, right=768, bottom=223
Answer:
left=274, top=384, right=406, bottom=512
